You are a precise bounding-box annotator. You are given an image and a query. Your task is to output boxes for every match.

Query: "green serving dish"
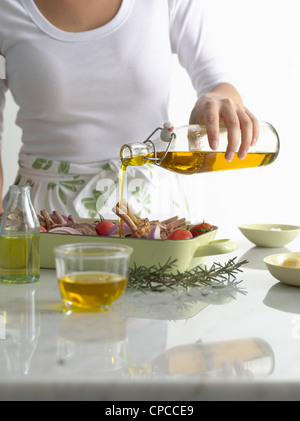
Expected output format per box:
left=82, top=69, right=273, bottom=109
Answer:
left=40, top=226, right=237, bottom=273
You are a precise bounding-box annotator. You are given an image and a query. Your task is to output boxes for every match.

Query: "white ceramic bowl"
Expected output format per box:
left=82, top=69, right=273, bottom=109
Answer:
left=238, top=224, right=300, bottom=248
left=264, top=252, right=300, bottom=286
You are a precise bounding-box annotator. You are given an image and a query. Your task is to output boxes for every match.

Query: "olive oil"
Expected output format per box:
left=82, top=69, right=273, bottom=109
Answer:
left=119, top=162, right=127, bottom=237
left=122, top=151, right=277, bottom=175
left=58, top=272, right=128, bottom=310
left=0, top=235, right=40, bottom=284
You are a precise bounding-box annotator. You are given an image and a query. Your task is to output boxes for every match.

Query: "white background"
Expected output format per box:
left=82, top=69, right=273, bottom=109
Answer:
left=2, top=0, right=300, bottom=236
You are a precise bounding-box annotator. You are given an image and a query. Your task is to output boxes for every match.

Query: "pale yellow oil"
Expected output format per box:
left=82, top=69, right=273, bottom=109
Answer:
left=119, top=163, right=127, bottom=238
left=58, top=272, right=128, bottom=310
left=0, top=235, right=40, bottom=284
left=123, top=151, right=277, bottom=175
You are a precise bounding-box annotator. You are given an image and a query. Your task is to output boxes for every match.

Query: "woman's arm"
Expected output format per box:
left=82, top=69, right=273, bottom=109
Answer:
left=189, top=83, right=260, bottom=162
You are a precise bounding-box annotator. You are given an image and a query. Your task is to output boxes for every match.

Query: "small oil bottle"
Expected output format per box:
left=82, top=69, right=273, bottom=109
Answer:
left=0, top=185, right=40, bottom=284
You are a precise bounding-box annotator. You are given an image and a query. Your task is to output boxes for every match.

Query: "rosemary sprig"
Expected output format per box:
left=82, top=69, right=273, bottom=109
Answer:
left=128, top=257, right=248, bottom=293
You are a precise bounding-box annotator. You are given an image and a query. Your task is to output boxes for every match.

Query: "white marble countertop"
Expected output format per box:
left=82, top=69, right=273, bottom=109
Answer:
left=1, top=232, right=300, bottom=401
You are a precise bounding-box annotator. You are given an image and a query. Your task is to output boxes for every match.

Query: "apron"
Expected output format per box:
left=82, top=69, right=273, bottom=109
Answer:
left=7, top=154, right=204, bottom=222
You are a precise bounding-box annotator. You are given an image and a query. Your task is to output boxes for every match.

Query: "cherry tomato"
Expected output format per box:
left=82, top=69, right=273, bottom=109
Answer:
left=40, top=225, right=47, bottom=233
left=190, top=222, right=216, bottom=237
left=167, top=229, right=193, bottom=240
left=95, top=220, right=115, bottom=236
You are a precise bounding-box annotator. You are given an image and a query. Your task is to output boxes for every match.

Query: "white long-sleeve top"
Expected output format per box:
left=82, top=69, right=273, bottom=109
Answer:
left=0, top=0, right=232, bottom=164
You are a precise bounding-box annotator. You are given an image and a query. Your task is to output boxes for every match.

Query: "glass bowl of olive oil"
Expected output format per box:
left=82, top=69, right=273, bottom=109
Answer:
left=54, top=243, right=133, bottom=311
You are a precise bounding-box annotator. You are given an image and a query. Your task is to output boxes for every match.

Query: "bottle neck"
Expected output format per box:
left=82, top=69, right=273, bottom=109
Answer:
left=7, top=185, right=32, bottom=211
left=0, top=185, right=39, bottom=235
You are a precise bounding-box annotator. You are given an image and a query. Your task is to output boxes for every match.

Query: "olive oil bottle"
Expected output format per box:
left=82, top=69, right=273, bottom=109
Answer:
left=120, top=121, right=280, bottom=174
left=0, top=185, right=40, bottom=284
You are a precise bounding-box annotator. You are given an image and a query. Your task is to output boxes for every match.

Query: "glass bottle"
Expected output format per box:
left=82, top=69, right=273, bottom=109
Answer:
left=120, top=121, right=280, bottom=174
left=0, top=185, right=40, bottom=284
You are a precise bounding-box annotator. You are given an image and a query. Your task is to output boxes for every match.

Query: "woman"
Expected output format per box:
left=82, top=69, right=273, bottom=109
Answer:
left=0, top=0, right=258, bottom=220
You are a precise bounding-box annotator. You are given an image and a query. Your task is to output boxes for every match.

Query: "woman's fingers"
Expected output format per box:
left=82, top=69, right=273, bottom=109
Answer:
left=245, top=108, right=260, bottom=146
left=236, top=108, right=260, bottom=160
left=236, top=109, right=254, bottom=160
left=219, top=99, right=242, bottom=161
left=202, top=99, right=221, bottom=151
left=190, top=95, right=259, bottom=161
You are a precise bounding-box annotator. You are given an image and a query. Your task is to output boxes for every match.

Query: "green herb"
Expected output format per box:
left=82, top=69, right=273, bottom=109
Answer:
left=128, top=257, right=248, bottom=293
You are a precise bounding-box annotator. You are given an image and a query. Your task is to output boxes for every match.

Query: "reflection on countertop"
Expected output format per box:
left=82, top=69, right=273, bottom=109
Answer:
left=56, top=309, right=275, bottom=381
left=111, top=283, right=245, bottom=320
left=127, top=337, right=275, bottom=380
left=264, top=282, right=300, bottom=314
left=0, top=283, right=40, bottom=375
left=238, top=246, right=291, bottom=270
left=55, top=282, right=249, bottom=377
left=57, top=310, right=129, bottom=375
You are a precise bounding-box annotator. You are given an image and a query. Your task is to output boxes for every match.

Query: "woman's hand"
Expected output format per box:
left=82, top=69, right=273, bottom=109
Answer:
left=189, top=83, right=259, bottom=162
